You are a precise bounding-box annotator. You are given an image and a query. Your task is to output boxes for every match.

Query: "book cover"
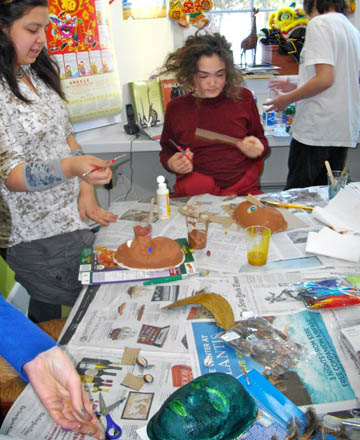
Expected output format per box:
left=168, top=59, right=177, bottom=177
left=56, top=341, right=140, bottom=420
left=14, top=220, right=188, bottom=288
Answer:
left=128, top=79, right=164, bottom=128
left=160, top=79, right=183, bottom=113
left=79, top=238, right=197, bottom=285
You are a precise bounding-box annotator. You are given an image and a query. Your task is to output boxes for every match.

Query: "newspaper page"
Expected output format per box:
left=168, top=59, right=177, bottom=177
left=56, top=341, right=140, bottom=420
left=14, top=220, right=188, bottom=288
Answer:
left=58, top=281, right=200, bottom=352
left=63, top=271, right=360, bottom=350
left=0, top=346, right=194, bottom=440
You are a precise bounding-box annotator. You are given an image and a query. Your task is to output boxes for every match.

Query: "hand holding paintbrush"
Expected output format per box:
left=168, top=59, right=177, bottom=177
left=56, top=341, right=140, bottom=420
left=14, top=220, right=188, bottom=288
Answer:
left=82, top=154, right=127, bottom=177
left=167, top=139, right=194, bottom=175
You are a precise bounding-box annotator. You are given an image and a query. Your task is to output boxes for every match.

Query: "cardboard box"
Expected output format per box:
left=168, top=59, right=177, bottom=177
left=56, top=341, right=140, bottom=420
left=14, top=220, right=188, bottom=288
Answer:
left=261, top=43, right=299, bottom=75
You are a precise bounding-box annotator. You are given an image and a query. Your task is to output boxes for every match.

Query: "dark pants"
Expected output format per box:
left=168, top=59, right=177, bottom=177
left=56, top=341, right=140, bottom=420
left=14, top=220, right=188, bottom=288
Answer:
left=285, top=138, right=348, bottom=190
left=2, top=229, right=94, bottom=323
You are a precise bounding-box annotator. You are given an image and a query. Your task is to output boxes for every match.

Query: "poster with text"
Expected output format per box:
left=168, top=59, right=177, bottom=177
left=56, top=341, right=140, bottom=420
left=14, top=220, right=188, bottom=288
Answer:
left=46, top=0, right=122, bottom=124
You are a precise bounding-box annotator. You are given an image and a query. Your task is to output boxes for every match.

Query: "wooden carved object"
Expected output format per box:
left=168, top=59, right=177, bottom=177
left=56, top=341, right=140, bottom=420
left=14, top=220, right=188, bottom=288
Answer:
left=240, top=8, right=259, bottom=66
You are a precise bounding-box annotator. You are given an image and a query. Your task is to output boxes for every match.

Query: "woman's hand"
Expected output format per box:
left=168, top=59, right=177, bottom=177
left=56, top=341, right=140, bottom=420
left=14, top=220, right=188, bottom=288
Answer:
left=23, top=346, right=105, bottom=439
left=236, top=136, right=264, bottom=159
left=167, top=149, right=194, bottom=174
left=78, top=183, right=117, bottom=226
left=62, top=156, right=113, bottom=185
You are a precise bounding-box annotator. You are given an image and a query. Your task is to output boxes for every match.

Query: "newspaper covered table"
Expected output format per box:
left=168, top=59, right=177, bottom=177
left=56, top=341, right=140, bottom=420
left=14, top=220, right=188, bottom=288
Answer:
left=1, top=184, right=360, bottom=439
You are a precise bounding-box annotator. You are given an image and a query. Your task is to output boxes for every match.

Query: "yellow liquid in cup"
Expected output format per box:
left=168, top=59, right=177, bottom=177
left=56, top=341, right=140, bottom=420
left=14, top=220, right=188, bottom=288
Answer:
left=247, top=250, right=268, bottom=266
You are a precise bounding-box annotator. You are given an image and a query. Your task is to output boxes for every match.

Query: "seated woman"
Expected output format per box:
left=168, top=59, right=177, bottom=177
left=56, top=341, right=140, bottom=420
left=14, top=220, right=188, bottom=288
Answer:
left=159, top=33, right=269, bottom=197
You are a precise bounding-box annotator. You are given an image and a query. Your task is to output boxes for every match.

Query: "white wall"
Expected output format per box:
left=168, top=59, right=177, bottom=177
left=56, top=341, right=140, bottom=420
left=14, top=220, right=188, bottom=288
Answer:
left=109, top=2, right=190, bottom=122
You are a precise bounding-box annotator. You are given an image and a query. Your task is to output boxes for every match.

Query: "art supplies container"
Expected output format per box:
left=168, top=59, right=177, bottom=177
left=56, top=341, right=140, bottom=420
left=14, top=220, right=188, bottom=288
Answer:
left=157, top=175, right=170, bottom=219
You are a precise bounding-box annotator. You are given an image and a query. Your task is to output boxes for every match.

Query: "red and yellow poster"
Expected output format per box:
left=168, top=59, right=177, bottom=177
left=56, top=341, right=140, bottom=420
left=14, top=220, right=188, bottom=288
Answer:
left=46, top=0, right=122, bottom=125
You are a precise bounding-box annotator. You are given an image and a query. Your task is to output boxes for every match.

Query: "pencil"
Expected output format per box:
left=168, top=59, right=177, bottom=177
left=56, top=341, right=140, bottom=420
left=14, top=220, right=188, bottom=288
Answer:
left=82, top=154, right=127, bottom=177
left=262, top=200, right=314, bottom=211
left=169, top=139, right=193, bottom=163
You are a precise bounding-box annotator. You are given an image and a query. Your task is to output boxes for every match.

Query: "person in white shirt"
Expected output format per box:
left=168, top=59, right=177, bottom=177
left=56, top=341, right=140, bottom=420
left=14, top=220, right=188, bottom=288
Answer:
left=266, top=0, right=360, bottom=190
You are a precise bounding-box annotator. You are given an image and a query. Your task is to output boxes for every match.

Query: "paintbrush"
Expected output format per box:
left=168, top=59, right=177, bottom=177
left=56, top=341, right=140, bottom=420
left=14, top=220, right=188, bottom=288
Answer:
left=262, top=200, right=314, bottom=211
left=82, top=154, right=127, bottom=177
left=333, top=165, right=347, bottom=191
left=169, top=139, right=193, bottom=162
left=324, top=161, right=336, bottom=189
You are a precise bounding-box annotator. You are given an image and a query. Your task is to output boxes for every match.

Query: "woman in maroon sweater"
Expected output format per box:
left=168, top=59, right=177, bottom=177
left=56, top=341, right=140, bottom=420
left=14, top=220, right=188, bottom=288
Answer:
left=159, top=33, right=269, bottom=197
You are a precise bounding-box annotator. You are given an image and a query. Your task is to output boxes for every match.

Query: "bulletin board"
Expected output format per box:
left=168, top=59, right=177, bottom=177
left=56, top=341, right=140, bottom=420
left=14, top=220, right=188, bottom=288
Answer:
left=46, top=0, right=122, bottom=131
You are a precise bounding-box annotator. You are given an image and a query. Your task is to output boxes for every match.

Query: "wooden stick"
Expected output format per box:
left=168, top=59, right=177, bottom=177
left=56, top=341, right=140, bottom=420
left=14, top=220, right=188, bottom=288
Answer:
left=148, top=198, right=155, bottom=224
left=246, top=194, right=264, bottom=207
left=325, top=161, right=336, bottom=189
left=195, top=128, right=240, bottom=147
left=333, top=166, right=347, bottom=191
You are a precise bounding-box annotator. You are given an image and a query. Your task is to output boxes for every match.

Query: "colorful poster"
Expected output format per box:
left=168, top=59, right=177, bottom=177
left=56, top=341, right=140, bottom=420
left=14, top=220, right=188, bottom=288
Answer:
left=123, top=0, right=166, bottom=20
left=46, top=0, right=122, bottom=125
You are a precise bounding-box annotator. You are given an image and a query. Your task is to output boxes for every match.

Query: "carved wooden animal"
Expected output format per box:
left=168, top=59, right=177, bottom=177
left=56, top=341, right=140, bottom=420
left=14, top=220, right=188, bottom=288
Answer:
left=240, top=8, right=259, bottom=66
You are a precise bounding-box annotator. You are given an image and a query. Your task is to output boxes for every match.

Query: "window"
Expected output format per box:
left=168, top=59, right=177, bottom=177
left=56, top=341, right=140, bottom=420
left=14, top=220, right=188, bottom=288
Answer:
left=207, top=0, right=291, bottom=65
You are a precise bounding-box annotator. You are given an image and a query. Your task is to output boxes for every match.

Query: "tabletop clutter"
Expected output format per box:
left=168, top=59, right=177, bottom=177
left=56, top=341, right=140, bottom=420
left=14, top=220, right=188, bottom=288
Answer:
left=2, top=182, right=360, bottom=440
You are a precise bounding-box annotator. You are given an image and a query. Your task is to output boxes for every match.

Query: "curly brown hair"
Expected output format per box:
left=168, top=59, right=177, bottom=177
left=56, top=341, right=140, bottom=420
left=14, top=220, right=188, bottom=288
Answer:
left=158, top=32, right=243, bottom=100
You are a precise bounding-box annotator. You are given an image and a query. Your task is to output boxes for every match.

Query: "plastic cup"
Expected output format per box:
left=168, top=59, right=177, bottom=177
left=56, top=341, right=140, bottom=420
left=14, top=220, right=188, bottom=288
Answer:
left=244, top=225, right=271, bottom=266
left=186, top=214, right=209, bottom=250
left=328, top=170, right=348, bottom=200
left=133, top=222, right=152, bottom=238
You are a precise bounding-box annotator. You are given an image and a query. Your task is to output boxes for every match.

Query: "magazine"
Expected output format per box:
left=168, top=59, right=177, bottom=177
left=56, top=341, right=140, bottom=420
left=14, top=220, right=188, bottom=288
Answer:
left=79, top=238, right=197, bottom=285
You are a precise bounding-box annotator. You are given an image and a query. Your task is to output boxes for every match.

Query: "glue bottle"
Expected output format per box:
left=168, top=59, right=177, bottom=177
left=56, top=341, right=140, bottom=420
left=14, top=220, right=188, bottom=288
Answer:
left=157, top=175, right=170, bottom=219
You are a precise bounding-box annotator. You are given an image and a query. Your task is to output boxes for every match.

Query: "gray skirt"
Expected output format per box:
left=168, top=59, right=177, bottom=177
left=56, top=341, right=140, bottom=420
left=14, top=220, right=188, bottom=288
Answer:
left=6, top=229, right=94, bottom=306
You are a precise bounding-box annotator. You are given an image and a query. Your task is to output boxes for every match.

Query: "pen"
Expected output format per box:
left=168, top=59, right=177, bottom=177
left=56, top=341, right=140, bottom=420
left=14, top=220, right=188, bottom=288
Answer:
left=262, top=200, right=314, bottom=211
left=143, top=274, right=182, bottom=286
left=82, top=154, right=127, bottom=177
left=169, top=139, right=193, bottom=163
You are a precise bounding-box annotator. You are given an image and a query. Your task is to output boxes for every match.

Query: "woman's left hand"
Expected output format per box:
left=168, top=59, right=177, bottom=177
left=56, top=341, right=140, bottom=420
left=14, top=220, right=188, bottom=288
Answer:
left=78, top=183, right=117, bottom=226
left=236, top=136, right=264, bottom=159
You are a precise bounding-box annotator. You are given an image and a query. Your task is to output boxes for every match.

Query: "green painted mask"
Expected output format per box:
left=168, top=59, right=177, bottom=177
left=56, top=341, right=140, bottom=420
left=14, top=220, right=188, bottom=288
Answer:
left=147, top=372, right=257, bottom=440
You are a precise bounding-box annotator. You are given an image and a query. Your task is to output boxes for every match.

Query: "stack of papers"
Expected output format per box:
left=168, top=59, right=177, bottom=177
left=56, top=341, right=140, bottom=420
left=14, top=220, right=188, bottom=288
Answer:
left=312, top=188, right=360, bottom=233
left=306, top=188, right=360, bottom=262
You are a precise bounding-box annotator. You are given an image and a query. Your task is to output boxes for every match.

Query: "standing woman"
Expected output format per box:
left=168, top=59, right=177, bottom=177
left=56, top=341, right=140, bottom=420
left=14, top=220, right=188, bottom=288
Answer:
left=0, top=0, right=117, bottom=322
left=267, top=0, right=360, bottom=190
left=158, top=33, right=269, bottom=197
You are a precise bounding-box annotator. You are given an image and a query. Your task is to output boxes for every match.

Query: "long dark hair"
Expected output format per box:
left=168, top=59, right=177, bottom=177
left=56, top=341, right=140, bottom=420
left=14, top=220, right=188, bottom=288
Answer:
left=0, top=0, right=65, bottom=103
left=158, top=32, right=243, bottom=101
left=303, top=0, right=349, bottom=15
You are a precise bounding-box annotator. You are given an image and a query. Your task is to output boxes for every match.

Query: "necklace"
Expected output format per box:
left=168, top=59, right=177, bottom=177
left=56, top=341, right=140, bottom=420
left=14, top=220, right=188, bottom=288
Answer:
left=15, top=67, right=25, bottom=79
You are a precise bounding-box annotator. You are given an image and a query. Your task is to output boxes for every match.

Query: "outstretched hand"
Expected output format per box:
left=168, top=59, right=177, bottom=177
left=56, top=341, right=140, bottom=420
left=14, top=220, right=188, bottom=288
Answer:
left=263, top=89, right=294, bottom=113
left=167, top=148, right=194, bottom=175
left=269, top=77, right=297, bottom=93
left=23, top=346, right=105, bottom=439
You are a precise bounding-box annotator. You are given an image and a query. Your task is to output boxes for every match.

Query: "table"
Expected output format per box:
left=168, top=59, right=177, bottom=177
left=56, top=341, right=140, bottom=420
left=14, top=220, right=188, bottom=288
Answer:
left=1, top=185, right=360, bottom=439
